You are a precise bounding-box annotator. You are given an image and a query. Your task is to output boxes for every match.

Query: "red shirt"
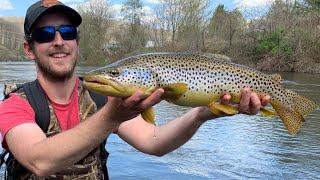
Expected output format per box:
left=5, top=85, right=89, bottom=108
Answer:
left=0, top=78, right=80, bottom=144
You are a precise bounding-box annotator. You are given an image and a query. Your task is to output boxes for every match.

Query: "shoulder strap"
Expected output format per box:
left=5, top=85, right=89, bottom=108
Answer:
left=89, top=91, right=107, bottom=110
left=22, top=80, right=50, bottom=133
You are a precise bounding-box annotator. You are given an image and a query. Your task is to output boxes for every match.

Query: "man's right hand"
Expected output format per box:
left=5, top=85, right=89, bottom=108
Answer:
left=104, top=89, right=164, bottom=129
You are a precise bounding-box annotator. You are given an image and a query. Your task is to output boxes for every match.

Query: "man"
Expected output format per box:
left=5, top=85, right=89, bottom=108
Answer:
left=0, top=0, right=270, bottom=179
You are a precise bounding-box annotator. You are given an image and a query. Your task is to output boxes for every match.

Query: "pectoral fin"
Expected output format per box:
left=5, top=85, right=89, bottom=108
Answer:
left=141, top=107, right=156, bottom=124
left=209, top=102, right=239, bottom=115
left=162, top=83, right=188, bottom=100
left=260, top=107, right=277, bottom=117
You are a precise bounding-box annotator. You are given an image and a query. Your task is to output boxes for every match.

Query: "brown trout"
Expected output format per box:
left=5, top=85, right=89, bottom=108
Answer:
left=83, top=53, right=317, bottom=134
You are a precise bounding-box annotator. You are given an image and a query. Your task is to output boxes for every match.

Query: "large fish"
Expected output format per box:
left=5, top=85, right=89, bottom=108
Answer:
left=83, top=53, right=317, bottom=134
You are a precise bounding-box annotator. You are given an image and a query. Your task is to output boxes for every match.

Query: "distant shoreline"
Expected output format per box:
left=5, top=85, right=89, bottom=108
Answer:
left=0, top=59, right=29, bottom=62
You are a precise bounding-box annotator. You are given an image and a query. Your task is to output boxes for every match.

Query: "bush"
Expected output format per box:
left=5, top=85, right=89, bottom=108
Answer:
left=256, top=28, right=293, bottom=61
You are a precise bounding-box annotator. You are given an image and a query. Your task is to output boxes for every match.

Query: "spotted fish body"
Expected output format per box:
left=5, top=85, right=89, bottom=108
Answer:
left=83, top=53, right=317, bottom=134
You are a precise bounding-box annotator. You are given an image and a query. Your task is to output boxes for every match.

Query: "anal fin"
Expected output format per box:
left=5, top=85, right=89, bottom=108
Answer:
left=260, top=107, right=277, bottom=117
left=209, top=102, right=238, bottom=115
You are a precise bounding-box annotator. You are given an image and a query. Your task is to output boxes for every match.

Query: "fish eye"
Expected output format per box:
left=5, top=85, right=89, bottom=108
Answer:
left=108, top=69, right=120, bottom=77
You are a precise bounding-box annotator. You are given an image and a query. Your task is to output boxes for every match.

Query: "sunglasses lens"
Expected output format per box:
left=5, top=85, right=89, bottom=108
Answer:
left=31, top=25, right=77, bottom=43
left=32, top=26, right=55, bottom=43
left=59, top=25, right=77, bottom=40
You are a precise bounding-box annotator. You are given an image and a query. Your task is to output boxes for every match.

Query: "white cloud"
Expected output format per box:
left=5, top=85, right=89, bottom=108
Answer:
left=234, top=0, right=275, bottom=9
left=146, top=0, right=161, bottom=4
left=0, top=0, right=13, bottom=10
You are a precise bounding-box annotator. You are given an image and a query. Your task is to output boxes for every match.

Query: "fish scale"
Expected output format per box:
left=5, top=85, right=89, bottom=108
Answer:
left=142, top=54, right=272, bottom=96
left=83, top=53, right=317, bottom=135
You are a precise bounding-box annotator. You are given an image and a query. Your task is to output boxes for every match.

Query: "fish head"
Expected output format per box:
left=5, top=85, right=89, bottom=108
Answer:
left=83, top=61, right=157, bottom=98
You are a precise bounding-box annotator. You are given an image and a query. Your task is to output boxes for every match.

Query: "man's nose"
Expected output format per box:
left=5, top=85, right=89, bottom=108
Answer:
left=52, top=31, right=64, bottom=45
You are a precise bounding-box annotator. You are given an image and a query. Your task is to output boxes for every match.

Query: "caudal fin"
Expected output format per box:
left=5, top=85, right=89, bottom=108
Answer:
left=270, top=89, right=317, bottom=135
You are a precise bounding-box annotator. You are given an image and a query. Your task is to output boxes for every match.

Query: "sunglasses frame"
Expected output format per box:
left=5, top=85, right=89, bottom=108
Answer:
left=26, top=24, right=78, bottom=43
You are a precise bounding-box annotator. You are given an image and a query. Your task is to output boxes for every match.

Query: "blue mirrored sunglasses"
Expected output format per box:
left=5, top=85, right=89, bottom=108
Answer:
left=27, top=25, right=78, bottom=43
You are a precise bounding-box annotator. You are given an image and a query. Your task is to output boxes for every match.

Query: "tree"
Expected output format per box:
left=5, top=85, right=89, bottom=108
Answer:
left=77, top=0, right=113, bottom=65
left=156, top=0, right=183, bottom=45
left=302, top=0, right=320, bottom=9
left=121, top=0, right=147, bottom=51
left=153, top=0, right=209, bottom=51
left=177, top=0, right=209, bottom=51
left=208, top=5, right=245, bottom=53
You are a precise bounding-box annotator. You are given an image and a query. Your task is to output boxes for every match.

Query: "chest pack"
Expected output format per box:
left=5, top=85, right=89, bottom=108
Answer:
left=0, top=79, right=109, bottom=179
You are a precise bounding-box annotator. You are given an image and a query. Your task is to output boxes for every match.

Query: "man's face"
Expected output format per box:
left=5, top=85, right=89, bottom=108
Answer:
left=26, top=13, right=79, bottom=81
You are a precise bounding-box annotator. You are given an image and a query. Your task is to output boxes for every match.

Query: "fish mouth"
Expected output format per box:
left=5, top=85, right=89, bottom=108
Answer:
left=83, top=74, right=127, bottom=97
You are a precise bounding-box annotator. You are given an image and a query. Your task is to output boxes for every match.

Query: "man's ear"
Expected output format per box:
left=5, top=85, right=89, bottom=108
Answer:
left=23, top=40, right=35, bottom=60
left=76, top=35, right=80, bottom=46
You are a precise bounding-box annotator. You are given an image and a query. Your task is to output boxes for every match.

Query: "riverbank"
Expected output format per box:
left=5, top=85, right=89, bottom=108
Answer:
left=234, top=56, right=320, bottom=74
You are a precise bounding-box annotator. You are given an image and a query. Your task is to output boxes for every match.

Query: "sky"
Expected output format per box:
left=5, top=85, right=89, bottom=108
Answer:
left=0, top=0, right=276, bottom=18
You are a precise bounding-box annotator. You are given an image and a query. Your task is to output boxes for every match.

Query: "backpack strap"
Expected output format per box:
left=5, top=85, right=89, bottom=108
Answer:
left=89, top=91, right=107, bottom=110
left=22, top=80, right=50, bottom=133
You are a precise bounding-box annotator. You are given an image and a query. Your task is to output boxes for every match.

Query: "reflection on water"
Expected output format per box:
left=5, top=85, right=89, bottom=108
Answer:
left=0, top=62, right=319, bottom=179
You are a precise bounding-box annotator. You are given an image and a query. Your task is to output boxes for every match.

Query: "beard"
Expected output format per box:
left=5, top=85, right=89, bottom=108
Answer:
left=34, top=47, right=78, bottom=82
left=36, top=59, right=77, bottom=82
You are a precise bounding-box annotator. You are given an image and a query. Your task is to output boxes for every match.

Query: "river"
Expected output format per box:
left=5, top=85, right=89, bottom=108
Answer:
left=0, top=61, right=319, bottom=179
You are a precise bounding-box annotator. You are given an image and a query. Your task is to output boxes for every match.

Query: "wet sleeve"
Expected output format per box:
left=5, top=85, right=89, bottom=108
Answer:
left=0, top=93, right=36, bottom=144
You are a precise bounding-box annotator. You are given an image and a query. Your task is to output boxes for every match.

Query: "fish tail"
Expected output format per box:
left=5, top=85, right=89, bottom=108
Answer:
left=270, top=89, right=317, bottom=135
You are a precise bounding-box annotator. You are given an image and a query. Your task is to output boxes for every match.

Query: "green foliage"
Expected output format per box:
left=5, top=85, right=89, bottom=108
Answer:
left=257, top=28, right=293, bottom=60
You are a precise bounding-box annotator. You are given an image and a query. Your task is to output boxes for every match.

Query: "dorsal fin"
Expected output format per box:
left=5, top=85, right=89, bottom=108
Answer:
left=270, top=74, right=282, bottom=83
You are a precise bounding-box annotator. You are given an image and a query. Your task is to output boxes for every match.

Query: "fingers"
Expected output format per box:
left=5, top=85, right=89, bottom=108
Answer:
left=122, top=88, right=163, bottom=111
left=238, top=88, right=252, bottom=113
left=249, top=92, right=261, bottom=114
left=139, top=89, right=164, bottom=109
left=122, top=90, right=145, bottom=108
left=238, top=88, right=265, bottom=115
left=221, top=93, right=231, bottom=105
left=261, top=94, right=271, bottom=106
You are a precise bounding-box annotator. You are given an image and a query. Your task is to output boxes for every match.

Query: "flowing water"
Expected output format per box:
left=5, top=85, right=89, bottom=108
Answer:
left=0, top=61, right=319, bottom=179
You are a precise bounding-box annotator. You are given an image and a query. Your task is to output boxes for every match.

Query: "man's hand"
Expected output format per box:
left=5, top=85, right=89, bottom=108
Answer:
left=196, top=88, right=271, bottom=122
left=221, top=88, right=270, bottom=115
left=104, top=89, right=164, bottom=128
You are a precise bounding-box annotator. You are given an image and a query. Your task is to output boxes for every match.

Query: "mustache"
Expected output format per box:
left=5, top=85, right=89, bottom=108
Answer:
left=48, top=46, right=70, bottom=55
